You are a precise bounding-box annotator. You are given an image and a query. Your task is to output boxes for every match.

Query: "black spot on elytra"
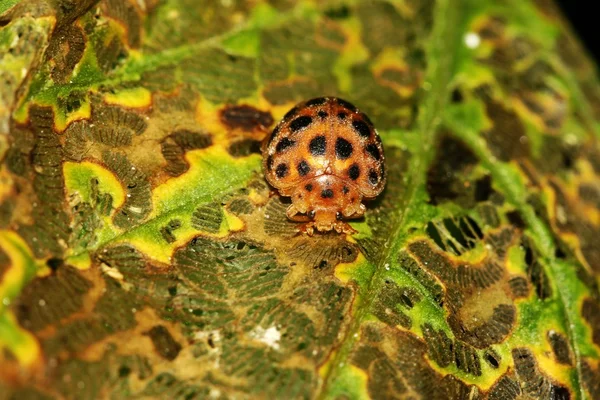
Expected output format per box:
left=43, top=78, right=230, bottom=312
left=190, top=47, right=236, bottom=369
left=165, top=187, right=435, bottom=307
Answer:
left=335, top=137, right=353, bottom=159
left=342, top=186, right=349, bottom=194
left=352, top=119, right=371, bottom=138
left=297, top=160, right=310, bottom=176
left=283, top=106, right=299, bottom=120
left=276, top=137, right=295, bottom=153
left=220, top=105, right=274, bottom=131
left=289, top=115, right=313, bottom=132
left=361, top=112, right=374, bottom=126
left=318, top=111, right=328, bottom=118
left=309, top=136, right=326, bottom=156
left=305, top=97, right=328, bottom=107
left=365, top=144, right=381, bottom=160
left=336, top=98, right=357, bottom=112
left=305, top=183, right=313, bottom=192
left=369, top=169, right=379, bottom=185
left=321, top=189, right=334, bottom=199
left=271, top=125, right=280, bottom=140
left=348, top=164, right=360, bottom=180
left=337, top=112, right=347, bottom=120
left=266, top=155, right=274, bottom=170
left=275, top=163, right=288, bottom=178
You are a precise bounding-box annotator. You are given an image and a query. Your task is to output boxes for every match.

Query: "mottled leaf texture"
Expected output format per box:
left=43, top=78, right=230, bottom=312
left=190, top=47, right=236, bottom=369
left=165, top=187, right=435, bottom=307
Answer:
left=1, top=0, right=599, bottom=399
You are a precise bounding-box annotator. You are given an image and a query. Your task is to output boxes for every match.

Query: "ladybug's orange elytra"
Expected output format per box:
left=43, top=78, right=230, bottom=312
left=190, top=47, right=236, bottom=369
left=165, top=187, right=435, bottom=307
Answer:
left=262, top=97, right=386, bottom=235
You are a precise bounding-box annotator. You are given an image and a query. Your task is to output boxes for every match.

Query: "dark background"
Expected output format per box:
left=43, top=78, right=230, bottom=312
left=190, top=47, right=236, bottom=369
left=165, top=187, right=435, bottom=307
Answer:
left=556, top=1, right=599, bottom=63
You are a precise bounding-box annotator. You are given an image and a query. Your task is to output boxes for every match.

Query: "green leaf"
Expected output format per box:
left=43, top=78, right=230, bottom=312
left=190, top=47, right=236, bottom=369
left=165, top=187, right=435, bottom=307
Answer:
left=1, top=0, right=600, bottom=398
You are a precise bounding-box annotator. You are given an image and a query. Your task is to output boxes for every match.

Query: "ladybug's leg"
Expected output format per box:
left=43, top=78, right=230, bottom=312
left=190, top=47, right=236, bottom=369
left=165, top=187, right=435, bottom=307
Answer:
left=298, top=222, right=316, bottom=236
left=344, top=203, right=366, bottom=219
left=286, top=204, right=311, bottom=222
left=333, top=221, right=357, bottom=235
left=286, top=205, right=318, bottom=235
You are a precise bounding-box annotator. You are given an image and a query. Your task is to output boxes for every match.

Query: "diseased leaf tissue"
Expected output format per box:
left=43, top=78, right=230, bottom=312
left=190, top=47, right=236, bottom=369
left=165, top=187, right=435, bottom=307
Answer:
left=1, top=0, right=599, bottom=399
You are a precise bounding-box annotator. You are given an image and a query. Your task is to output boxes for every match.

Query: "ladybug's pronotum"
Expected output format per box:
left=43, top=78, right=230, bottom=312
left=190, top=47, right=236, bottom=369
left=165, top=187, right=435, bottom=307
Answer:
left=262, top=97, right=386, bottom=235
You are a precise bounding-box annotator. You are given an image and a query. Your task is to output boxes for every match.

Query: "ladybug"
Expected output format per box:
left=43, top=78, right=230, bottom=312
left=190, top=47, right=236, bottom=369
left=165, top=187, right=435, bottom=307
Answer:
left=262, top=97, right=386, bottom=235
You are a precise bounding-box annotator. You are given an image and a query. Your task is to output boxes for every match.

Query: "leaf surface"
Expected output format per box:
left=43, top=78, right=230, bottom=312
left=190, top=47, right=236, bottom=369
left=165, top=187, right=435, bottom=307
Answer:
left=1, top=0, right=600, bottom=399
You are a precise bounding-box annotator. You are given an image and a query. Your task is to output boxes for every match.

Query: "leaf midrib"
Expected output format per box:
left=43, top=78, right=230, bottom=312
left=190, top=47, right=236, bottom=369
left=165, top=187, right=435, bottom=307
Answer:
left=317, top=0, right=464, bottom=396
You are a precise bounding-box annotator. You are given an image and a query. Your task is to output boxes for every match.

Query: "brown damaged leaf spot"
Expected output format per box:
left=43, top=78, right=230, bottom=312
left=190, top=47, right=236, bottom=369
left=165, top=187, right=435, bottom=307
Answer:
left=37, top=272, right=141, bottom=358
left=511, top=348, right=572, bottom=398
left=101, top=0, right=142, bottom=48
left=581, top=359, right=600, bottom=399
left=351, top=323, right=478, bottom=399
left=582, top=297, right=600, bottom=349
left=397, top=250, right=445, bottom=307
left=407, top=227, right=522, bottom=349
left=102, top=151, right=152, bottom=228
left=95, top=33, right=129, bottom=74
left=143, top=325, right=182, bottom=361
left=508, top=276, right=530, bottom=298
left=426, top=215, right=484, bottom=256
left=263, top=197, right=299, bottom=238
left=548, top=178, right=600, bottom=274
left=226, top=197, right=255, bottom=216
left=426, top=134, right=478, bottom=206
left=47, top=23, right=86, bottom=83
left=422, top=323, right=482, bottom=376
left=160, top=129, right=212, bottom=176
left=159, top=219, right=182, bottom=244
left=14, top=266, right=93, bottom=333
left=0, top=248, right=10, bottom=277
left=96, top=245, right=147, bottom=279
left=64, top=102, right=149, bottom=160
left=547, top=330, right=574, bottom=366
left=483, top=101, right=530, bottom=161
left=474, top=19, right=570, bottom=135
left=191, top=203, right=223, bottom=233
left=14, top=106, right=71, bottom=258
left=486, top=348, right=572, bottom=398
left=285, top=236, right=359, bottom=270
left=219, top=104, right=274, bottom=132
left=372, top=280, right=420, bottom=329
left=227, top=138, right=262, bottom=158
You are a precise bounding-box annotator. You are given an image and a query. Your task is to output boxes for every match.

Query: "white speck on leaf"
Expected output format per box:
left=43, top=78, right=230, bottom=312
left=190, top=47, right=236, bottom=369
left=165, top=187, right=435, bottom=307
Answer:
left=250, top=326, right=281, bottom=350
left=464, top=32, right=481, bottom=49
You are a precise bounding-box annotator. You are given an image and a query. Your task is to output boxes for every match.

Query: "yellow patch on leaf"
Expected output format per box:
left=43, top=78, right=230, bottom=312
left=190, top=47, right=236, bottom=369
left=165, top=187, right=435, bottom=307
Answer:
left=104, top=87, right=152, bottom=109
